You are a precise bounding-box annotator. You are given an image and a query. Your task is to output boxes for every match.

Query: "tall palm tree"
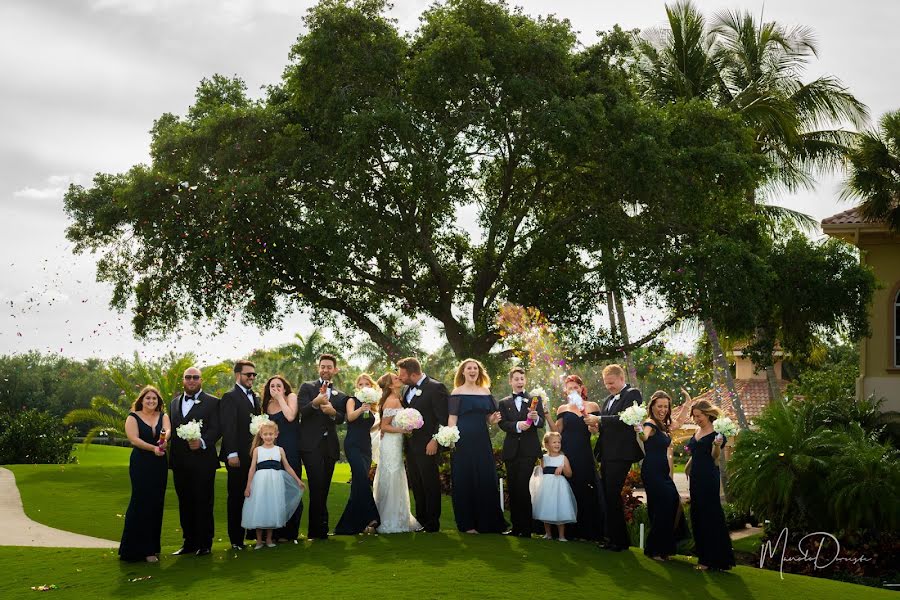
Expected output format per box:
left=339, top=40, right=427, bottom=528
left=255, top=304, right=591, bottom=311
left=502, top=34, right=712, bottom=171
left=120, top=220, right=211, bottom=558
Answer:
left=841, top=109, right=900, bottom=231
left=276, top=329, right=341, bottom=385
left=636, top=1, right=868, bottom=422
left=353, top=314, right=424, bottom=373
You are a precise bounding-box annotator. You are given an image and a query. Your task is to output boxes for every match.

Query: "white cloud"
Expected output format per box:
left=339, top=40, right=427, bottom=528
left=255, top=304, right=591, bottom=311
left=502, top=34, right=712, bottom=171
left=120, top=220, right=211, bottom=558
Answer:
left=13, top=186, right=65, bottom=200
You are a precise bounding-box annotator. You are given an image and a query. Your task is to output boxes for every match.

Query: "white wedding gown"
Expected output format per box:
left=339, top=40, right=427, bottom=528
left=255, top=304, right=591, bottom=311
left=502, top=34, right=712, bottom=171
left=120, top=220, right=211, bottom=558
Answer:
left=374, top=408, right=421, bottom=533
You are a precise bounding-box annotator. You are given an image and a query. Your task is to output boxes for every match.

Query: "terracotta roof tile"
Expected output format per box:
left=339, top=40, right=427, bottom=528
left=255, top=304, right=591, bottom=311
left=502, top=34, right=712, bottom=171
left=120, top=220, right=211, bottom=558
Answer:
left=821, top=207, right=883, bottom=226
left=692, top=379, right=799, bottom=426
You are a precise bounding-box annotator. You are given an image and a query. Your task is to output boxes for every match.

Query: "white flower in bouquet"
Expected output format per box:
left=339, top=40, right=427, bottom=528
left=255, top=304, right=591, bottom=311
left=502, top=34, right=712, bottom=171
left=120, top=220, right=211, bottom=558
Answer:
left=176, top=419, right=203, bottom=441
left=356, top=387, right=380, bottom=419
left=433, top=425, right=460, bottom=447
left=392, top=408, right=424, bottom=432
left=713, top=416, right=738, bottom=438
left=618, top=403, right=648, bottom=427
left=249, top=414, right=270, bottom=436
left=529, top=387, right=547, bottom=401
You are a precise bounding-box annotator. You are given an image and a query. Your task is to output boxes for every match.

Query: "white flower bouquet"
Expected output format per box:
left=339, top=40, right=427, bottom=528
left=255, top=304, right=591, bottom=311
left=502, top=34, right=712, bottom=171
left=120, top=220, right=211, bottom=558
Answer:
left=176, top=419, right=203, bottom=441
left=618, top=403, right=648, bottom=427
left=392, top=408, right=424, bottom=432
left=433, top=425, right=460, bottom=448
left=527, top=387, right=547, bottom=425
left=713, top=416, right=738, bottom=438
left=249, top=413, right=270, bottom=436
left=356, top=387, right=380, bottom=419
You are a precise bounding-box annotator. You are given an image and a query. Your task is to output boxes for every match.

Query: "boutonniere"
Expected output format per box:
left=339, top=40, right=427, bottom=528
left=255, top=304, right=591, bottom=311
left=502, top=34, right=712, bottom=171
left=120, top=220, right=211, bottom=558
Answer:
left=194, top=397, right=202, bottom=404
left=414, top=389, right=423, bottom=397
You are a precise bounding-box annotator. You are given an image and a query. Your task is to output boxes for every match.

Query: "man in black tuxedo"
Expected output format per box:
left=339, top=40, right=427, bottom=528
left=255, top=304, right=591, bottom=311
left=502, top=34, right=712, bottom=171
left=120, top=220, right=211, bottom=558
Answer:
left=297, top=353, right=346, bottom=540
left=168, top=366, right=221, bottom=556
left=498, top=367, right=545, bottom=537
left=219, top=359, right=260, bottom=550
left=585, top=364, right=644, bottom=551
left=397, top=356, right=449, bottom=533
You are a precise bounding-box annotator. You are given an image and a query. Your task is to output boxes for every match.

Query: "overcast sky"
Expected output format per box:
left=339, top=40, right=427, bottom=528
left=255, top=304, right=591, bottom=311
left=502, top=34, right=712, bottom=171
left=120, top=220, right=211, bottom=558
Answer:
left=1, top=0, right=897, bottom=365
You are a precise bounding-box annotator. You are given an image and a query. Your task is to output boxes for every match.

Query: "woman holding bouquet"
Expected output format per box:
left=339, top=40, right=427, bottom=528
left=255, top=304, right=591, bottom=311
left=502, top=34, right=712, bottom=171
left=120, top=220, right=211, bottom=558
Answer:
left=374, top=373, right=421, bottom=533
left=447, top=359, right=507, bottom=534
left=544, top=375, right=602, bottom=541
left=119, top=386, right=170, bottom=562
left=635, top=390, right=691, bottom=560
left=686, top=399, right=735, bottom=570
left=262, top=376, right=303, bottom=542
left=335, top=374, right=381, bottom=535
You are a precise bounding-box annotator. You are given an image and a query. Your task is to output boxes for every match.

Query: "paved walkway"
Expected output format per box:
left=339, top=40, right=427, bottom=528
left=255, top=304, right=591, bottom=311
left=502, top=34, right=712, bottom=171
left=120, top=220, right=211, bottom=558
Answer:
left=0, top=467, right=118, bottom=548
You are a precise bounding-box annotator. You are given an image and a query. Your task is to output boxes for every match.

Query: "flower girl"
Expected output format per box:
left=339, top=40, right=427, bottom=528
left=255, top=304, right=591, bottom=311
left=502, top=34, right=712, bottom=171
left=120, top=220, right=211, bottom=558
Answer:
left=242, top=420, right=305, bottom=549
left=530, top=431, right=577, bottom=541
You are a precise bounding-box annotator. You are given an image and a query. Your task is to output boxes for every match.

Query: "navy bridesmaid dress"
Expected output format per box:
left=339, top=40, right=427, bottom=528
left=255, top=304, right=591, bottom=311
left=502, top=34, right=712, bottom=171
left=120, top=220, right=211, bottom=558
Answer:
left=559, top=410, right=602, bottom=540
left=335, top=398, right=380, bottom=534
left=449, top=394, right=508, bottom=533
left=119, top=413, right=167, bottom=561
left=687, top=432, right=735, bottom=569
left=641, top=421, right=687, bottom=558
left=270, top=411, right=303, bottom=540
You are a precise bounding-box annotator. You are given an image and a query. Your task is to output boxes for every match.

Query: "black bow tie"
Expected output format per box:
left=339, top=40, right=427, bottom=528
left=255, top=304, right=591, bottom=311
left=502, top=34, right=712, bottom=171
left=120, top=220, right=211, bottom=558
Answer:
left=512, top=392, right=527, bottom=399
left=184, top=395, right=197, bottom=402
left=321, top=381, right=333, bottom=388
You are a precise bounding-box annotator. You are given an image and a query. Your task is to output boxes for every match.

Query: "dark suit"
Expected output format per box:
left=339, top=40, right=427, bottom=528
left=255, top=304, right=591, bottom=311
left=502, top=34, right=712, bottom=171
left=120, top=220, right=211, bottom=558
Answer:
left=402, top=375, right=449, bottom=532
left=297, top=379, right=346, bottom=538
left=219, top=384, right=260, bottom=546
left=498, top=393, right=545, bottom=535
left=594, top=384, right=644, bottom=548
left=168, top=390, right=221, bottom=551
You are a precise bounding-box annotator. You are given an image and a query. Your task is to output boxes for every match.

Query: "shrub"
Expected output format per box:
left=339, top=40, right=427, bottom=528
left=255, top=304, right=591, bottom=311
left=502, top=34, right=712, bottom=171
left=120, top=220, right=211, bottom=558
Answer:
left=0, top=409, right=76, bottom=464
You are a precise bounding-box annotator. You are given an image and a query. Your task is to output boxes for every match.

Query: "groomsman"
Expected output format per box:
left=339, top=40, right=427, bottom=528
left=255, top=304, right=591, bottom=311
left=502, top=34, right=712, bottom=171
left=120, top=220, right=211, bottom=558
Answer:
left=498, top=367, right=545, bottom=537
left=297, top=353, right=346, bottom=539
left=219, top=359, right=260, bottom=550
left=397, top=357, right=448, bottom=533
left=168, top=367, right=221, bottom=556
left=585, top=364, right=644, bottom=551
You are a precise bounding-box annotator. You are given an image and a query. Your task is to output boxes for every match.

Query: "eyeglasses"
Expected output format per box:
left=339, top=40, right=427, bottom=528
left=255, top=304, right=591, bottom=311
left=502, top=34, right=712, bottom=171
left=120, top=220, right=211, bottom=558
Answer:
left=243, top=373, right=257, bottom=378
left=183, top=375, right=201, bottom=380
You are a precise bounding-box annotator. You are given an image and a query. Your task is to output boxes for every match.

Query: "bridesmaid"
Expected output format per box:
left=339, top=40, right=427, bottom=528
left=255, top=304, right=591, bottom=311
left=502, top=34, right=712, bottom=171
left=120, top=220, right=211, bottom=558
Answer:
left=334, top=373, right=381, bottom=535
left=636, top=390, right=691, bottom=560
left=545, top=375, right=603, bottom=541
left=119, top=386, right=170, bottom=562
left=686, top=399, right=736, bottom=570
left=447, top=359, right=508, bottom=533
left=262, top=376, right=303, bottom=543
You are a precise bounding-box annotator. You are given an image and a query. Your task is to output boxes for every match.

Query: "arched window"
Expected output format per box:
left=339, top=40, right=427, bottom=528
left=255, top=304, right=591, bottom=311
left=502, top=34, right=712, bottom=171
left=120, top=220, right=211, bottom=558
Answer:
left=895, top=288, right=900, bottom=368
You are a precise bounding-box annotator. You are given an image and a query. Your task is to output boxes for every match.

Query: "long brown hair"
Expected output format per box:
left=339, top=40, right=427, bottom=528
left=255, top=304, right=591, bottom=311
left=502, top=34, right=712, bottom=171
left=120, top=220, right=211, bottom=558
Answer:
left=250, top=420, right=280, bottom=455
left=454, top=358, right=491, bottom=388
left=261, top=375, right=293, bottom=413
left=648, top=390, right=673, bottom=433
left=131, top=385, right=163, bottom=413
left=691, top=399, right=723, bottom=424
left=376, top=372, right=396, bottom=415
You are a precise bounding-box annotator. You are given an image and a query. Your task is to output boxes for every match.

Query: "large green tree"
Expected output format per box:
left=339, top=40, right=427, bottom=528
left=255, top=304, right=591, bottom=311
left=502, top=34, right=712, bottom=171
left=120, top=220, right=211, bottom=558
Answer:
left=842, top=109, right=900, bottom=231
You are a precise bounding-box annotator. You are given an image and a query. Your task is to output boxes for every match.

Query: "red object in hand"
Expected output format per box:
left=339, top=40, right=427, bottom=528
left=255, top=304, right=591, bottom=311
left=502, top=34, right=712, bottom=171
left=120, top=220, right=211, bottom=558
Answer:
left=157, top=429, right=167, bottom=452
left=525, top=397, right=539, bottom=426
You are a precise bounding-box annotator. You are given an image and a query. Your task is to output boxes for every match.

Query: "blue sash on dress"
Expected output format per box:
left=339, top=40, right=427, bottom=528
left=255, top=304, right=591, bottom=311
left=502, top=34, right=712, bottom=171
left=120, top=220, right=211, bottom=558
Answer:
left=257, top=460, right=283, bottom=471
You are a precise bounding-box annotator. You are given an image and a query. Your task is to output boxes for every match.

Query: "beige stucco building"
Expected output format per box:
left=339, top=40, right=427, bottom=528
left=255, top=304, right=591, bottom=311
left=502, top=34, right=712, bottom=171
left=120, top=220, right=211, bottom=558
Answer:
left=822, top=207, right=900, bottom=414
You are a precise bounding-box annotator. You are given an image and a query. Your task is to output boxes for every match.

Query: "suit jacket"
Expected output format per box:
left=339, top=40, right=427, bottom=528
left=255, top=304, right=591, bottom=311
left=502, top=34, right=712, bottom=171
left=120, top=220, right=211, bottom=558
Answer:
left=219, top=384, right=260, bottom=464
left=595, top=384, right=644, bottom=464
left=401, top=376, right=449, bottom=453
left=498, top=394, right=545, bottom=461
left=168, top=390, right=221, bottom=471
left=297, top=379, right=346, bottom=460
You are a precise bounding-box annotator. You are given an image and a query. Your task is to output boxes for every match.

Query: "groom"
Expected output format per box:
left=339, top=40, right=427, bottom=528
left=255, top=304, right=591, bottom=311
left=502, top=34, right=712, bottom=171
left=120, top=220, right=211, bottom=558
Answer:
left=397, top=357, right=448, bottom=532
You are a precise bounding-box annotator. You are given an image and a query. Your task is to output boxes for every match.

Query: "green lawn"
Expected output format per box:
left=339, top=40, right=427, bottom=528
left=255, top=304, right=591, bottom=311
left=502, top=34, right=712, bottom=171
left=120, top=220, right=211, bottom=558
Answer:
left=1, top=446, right=892, bottom=599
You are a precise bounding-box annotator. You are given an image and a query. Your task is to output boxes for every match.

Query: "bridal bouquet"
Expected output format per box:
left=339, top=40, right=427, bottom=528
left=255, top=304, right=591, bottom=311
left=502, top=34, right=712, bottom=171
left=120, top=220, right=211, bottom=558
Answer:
left=527, top=387, right=547, bottom=425
left=433, top=425, right=460, bottom=448
left=356, top=387, right=380, bottom=419
left=249, top=413, right=270, bottom=436
left=618, top=403, right=648, bottom=427
left=392, top=408, right=424, bottom=432
left=176, top=419, right=203, bottom=441
left=713, top=416, right=738, bottom=438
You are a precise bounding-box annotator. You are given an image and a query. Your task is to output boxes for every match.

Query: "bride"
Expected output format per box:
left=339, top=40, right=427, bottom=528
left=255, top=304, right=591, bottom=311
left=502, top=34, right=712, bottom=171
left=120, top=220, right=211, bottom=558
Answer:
left=373, top=372, right=421, bottom=533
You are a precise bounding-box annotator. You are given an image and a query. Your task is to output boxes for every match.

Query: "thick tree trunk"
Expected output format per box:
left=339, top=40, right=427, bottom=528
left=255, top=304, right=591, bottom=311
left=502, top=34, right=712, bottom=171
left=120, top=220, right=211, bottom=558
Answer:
left=613, top=290, right=639, bottom=387
left=606, top=289, right=618, bottom=340
left=764, top=364, right=783, bottom=403
left=703, top=318, right=749, bottom=430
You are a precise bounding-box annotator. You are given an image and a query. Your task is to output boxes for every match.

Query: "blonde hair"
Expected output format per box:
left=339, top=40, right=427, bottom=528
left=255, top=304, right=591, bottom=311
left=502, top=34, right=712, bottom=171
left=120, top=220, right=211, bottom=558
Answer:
left=542, top=431, right=562, bottom=450
left=602, top=364, right=626, bottom=379
left=691, top=399, right=723, bottom=424
left=356, top=373, right=377, bottom=389
left=250, top=420, right=279, bottom=455
left=454, top=358, right=491, bottom=388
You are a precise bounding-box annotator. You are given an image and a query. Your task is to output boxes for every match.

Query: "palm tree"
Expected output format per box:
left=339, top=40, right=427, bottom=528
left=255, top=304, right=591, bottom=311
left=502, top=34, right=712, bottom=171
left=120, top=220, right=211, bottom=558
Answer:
left=353, top=314, right=424, bottom=373
left=64, top=353, right=230, bottom=444
left=276, top=329, right=341, bottom=385
left=636, top=1, right=869, bottom=421
left=841, top=109, right=900, bottom=231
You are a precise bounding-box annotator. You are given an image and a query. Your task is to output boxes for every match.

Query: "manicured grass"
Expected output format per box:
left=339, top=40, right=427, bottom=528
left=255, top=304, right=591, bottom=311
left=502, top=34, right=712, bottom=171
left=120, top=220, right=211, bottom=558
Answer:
left=1, top=446, right=893, bottom=599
